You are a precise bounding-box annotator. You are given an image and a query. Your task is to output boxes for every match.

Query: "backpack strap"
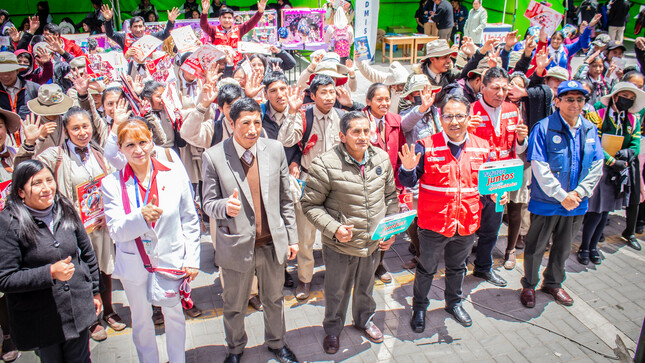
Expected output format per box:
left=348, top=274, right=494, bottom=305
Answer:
left=298, top=107, right=314, bottom=151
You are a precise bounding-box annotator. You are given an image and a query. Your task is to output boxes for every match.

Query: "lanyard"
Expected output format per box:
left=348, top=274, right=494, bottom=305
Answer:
left=133, top=162, right=154, bottom=208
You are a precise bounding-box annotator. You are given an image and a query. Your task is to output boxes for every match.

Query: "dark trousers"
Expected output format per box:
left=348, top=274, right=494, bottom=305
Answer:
left=475, top=196, right=503, bottom=273
left=322, top=245, right=379, bottom=336
left=507, top=202, right=524, bottom=251
left=581, top=211, right=609, bottom=252
left=521, top=214, right=584, bottom=289
left=36, top=329, right=91, bottom=363
left=413, top=228, right=476, bottom=310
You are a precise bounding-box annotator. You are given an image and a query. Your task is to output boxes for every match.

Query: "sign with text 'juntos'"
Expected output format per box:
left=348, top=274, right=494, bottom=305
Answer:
left=478, top=159, right=524, bottom=212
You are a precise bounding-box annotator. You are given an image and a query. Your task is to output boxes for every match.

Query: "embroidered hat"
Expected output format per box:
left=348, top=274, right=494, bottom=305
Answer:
left=27, top=84, right=74, bottom=116
left=0, top=52, right=28, bottom=72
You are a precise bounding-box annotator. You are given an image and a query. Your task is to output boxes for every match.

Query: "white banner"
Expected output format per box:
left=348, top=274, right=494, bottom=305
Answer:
left=354, top=0, right=379, bottom=62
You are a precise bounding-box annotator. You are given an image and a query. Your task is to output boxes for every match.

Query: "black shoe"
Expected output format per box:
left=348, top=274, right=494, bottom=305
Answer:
left=589, top=249, right=602, bottom=265
left=152, top=305, right=164, bottom=325
left=599, top=234, right=605, bottom=242
left=622, top=234, right=642, bottom=251
left=223, top=353, right=243, bottom=363
left=284, top=269, right=294, bottom=288
left=445, top=305, right=472, bottom=327
left=410, top=310, right=426, bottom=333
left=268, top=346, right=299, bottom=363
left=472, top=270, right=507, bottom=287
left=577, top=250, right=589, bottom=265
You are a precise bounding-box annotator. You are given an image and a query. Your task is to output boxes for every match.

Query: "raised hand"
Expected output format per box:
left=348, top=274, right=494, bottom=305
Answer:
left=345, top=58, right=354, bottom=69
left=244, top=71, right=266, bottom=98
left=589, top=13, right=602, bottom=28
left=469, top=111, right=483, bottom=130
left=44, top=34, right=65, bottom=55
left=480, top=38, right=500, bottom=55
left=398, top=143, right=422, bottom=170
left=201, top=0, right=210, bottom=14
left=287, top=85, right=304, bottom=114
left=269, top=45, right=281, bottom=54
left=101, top=4, right=113, bottom=21
left=508, top=83, right=528, bottom=100
left=21, top=114, right=44, bottom=145
left=523, top=34, right=537, bottom=57
left=308, top=52, right=325, bottom=72
left=504, top=30, right=520, bottom=51
left=335, top=224, right=354, bottom=242
left=71, top=70, right=90, bottom=96
left=198, top=82, right=218, bottom=108
left=534, top=48, right=552, bottom=72
left=140, top=99, right=152, bottom=115
left=636, top=37, right=645, bottom=51
left=112, top=98, right=131, bottom=132
left=488, top=46, right=501, bottom=68
left=168, top=7, right=181, bottom=23
left=7, top=27, right=20, bottom=43
left=50, top=256, right=75, bottom=281
left=34, top=46, right=52, bottom=65
left=257, top=0, right=268, bottom=13
left=539, top=26, right=548, bottom=43
left=205, top=63, right=222, bottom=85
left=132, top=74, right=144, bottom=95
left=460, top=36, right=476, bottom=58
left=226, top=189, right=241, bottom=217
left=141, top=195, right=163, bottom=223
left=28, top=16, right=40, bottom=34
left=336, top=86, right=352, bottom=107
left=418, top=85, right=437, bottom=113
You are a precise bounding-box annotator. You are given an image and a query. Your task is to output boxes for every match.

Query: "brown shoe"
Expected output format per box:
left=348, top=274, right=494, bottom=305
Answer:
left=520, top=288, right=536, bottom=308
left=184, top=305, right=203, bottom=318
left=295, top=281, right=311, bottom=300
left=89, top=321, right=107, bottom=341
left=541, top=287, right=573, bottom=306
left=152, top=305, right=164, bottom=325
left=402, top=257, right=418, bottom=270
left=103, top=312, right=127, bottom=331
left=354, top=321, right=383, bottom=343
left=248, top=295, right=263, bottom=311
left=516, top=235, right=526, bottom=249
left=1, top=334, right=20, bottom=362
left=323, top=335, right=339, bottom=354
left=375, top=265, right=392, bottom=283
left=503, top=249, right=516, bottom=270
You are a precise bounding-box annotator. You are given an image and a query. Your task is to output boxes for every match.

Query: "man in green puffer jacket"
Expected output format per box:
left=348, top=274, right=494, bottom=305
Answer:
left=301, top=111, right=398, bottom=355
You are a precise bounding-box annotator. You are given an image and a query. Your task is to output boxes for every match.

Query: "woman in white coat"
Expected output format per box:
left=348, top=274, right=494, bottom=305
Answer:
left=101, top=119, right=200, bottom=363
left=463, top=0, right=487, bottom=45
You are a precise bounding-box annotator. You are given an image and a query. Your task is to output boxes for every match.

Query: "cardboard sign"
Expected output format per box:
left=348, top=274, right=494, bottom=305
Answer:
left=371, top=210, right=417, bottom=241
left=238, top=41, right=271, bottom=55
left=524, top=0, right=564, bottom=37
left=171, top=26, right=201, bottom=53
left=179, top=44, right=226, bottom=78
left=130, top=35, right=163, bottom=60
left=482, top=23, right=513, bottom=43
left=77, top=175, right=105, bottom=233
left=0, top=180, right=11, bottom=211
left=478, top=159, right=524, bottom=212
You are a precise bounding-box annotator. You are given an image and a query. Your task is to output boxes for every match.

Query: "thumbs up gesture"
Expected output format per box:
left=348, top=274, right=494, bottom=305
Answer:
left=469, top=111, right=482, bottom=130
left=335, top=224, right=354, bottom=243
left=50, top=256, right=75, bottom=281
left=226, top=189, right=242, bottom=217
left=141, top=195, right=163, bottom=223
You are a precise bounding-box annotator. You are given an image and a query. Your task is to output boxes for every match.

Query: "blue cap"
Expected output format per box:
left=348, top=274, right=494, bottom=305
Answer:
left=557, top=80, right=589, bottom=97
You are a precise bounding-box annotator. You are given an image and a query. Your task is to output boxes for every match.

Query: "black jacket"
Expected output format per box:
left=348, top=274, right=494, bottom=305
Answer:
left=428, top=0, right=454, bottom=30
left=607, top=0, right=631, bottom=27
left=523, top=72, right=554, bottom=131
left=0, top=76, right=40, bottom=119
left=0, top=207, right=100, bottom=350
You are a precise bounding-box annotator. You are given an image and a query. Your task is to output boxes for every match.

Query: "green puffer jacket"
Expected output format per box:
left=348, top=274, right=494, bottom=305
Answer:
left=301, top=143, right=399, bottom=257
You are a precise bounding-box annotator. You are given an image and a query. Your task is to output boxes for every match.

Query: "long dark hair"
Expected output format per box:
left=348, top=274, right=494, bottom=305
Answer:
left=5, top=160, right=81, bottom=243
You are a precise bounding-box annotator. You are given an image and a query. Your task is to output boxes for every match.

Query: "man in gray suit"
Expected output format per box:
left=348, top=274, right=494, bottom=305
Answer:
left=201, top=97, right=299, bottom=363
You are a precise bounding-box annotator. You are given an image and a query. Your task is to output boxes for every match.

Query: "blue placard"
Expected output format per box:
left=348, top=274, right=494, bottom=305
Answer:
left=371, top=210, right=417, bottom=240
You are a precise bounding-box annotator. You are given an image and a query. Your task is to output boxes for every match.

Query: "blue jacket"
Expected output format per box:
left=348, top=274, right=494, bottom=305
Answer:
left=527, top=111, right=604, bottom=216
left=547, top=26, right=592, bottom=70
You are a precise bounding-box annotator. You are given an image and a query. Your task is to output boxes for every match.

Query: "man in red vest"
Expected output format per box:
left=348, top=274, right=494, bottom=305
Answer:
left=468, top=66, right=528, bottom=288
left=200, top=0, right=267, bottom=65
left=399, top=94, right=502, bottom=331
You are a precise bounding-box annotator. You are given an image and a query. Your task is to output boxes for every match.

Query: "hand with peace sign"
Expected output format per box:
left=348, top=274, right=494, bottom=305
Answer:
left=257, top=0, right=269, bottom=13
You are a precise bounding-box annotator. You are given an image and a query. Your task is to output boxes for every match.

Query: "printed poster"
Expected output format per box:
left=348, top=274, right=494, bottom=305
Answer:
left=354, top=36, right=371, bottom=62
left=524, top=0, right=564, bottom=37
left=130, top=35, right=163, bottom=60
left=179, top=44, right=226, bottom=78
left=76, top=175, right=105, bottom=233
left=171, top=26, right=201, bottom=53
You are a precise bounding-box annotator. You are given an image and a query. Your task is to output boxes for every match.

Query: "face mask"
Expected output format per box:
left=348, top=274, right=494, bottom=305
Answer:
left=615, top=96, right=634, bottom=112
left=413, top=96, right=423, bottom=105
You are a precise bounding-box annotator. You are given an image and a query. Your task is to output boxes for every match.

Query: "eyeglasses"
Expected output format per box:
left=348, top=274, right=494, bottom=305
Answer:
left=561, top=97, right=586, bottom=104
left=441, top=113, right=468, bottom=122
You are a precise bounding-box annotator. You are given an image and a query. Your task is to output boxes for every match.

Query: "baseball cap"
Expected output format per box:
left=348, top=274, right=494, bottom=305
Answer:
left=557, top=80, right=589, bottom=97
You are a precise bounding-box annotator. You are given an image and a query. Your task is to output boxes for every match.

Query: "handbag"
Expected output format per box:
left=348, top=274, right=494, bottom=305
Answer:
left=119, top=168, right=189, bottom=307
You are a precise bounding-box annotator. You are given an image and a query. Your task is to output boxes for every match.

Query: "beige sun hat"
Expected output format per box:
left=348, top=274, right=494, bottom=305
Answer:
left=418, top=39, right=458, bottom=62
left=0, top=109, right=21, bottom=134
left=69, top=56, right=87, bottom=69
left=0, top=52, right=28, bottom=73
left=307, top=61, right=350, bottom=86
left=401, top=74, right=441, bottom=98
left=601, top=82, right=645, bottom=114
left=383, top=61, right=410, bottom=86
left=545, top=66, right=569, bottom=82
left=28, top=84, right=74, bottom=116
left=319, top=52, right=349, bottom=74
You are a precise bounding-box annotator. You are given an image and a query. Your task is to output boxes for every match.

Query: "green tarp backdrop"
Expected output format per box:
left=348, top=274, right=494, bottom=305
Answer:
left=2, top=0, right=644, bottom=39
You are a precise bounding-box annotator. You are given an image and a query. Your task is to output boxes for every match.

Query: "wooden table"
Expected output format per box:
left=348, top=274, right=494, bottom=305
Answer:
left=412, top=35, right=439, bottom=63
left=382, top=36, right=416, bottom=65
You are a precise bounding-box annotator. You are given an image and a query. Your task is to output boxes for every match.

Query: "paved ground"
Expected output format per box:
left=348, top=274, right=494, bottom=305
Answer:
left=9, top=46, right=645, bottom=362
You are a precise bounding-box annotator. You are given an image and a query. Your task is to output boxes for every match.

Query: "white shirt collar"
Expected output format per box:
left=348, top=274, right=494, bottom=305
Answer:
left=559, top=113, right=582, bottom=136
left=232, top=137, right=257, bottom=159
left=442, top=131, right=469, bottom=146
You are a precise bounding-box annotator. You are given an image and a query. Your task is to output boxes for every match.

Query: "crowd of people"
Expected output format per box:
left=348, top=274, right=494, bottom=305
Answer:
left=0, top=0, right=644, bottom=362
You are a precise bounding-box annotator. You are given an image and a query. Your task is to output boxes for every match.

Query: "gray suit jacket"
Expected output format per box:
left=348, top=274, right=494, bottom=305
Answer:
left=201, top=137, right=297, bottom=273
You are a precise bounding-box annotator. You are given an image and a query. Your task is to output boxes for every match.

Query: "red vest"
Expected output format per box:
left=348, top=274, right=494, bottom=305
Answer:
left=213, top=25, right=242, bottom=64
left=470, top=100, right=520, bottom=161
left=417, top=133, right=490, bottom=237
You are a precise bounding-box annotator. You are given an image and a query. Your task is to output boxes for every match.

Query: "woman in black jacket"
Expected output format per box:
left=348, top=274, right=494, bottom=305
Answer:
left=0, top=160, right=101, bottom=362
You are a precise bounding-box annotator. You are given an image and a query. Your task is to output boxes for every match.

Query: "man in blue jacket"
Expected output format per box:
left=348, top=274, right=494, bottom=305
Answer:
left=520, top=81, right=604, bottom=308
